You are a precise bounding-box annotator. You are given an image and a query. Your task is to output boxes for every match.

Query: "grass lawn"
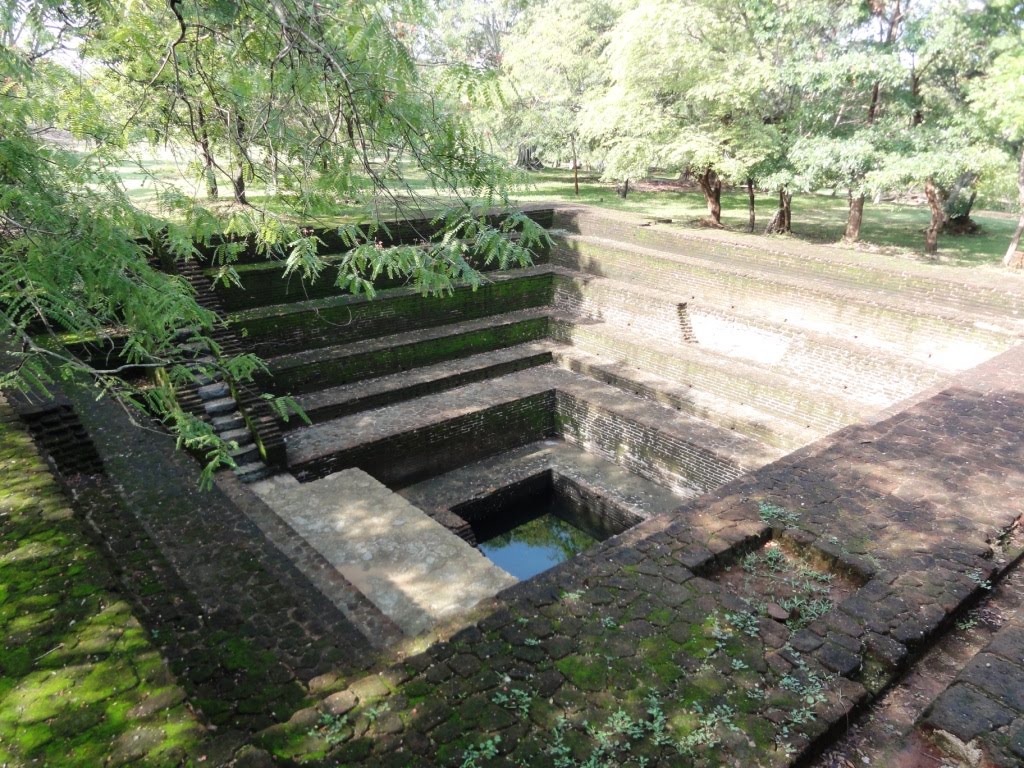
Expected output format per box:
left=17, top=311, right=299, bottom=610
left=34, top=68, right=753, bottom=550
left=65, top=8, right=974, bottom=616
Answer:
left=110, top=149, right=1019, bottom=268
left=514, top=169, right=1020, bottom=268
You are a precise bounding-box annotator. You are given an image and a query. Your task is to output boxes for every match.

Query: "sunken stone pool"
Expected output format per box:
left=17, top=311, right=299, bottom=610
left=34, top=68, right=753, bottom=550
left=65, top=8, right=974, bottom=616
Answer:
left=451, top=470, right=641, bottom=580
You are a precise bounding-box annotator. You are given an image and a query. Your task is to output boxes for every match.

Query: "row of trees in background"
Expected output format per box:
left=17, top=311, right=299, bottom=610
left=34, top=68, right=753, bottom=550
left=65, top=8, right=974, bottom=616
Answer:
left=434, top=0, right=1024, bottom=260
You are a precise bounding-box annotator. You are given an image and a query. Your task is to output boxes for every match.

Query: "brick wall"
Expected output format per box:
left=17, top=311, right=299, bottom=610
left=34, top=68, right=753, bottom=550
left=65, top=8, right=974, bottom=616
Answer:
left=554, top=390, right=743, bottom=496
left=267, top=316, right=551, bottom=394
left=292, top=391, right=557, bottom=486
left=551, top=237, right=1010, bottom=371
left=238, top=271, right=555, bottom=358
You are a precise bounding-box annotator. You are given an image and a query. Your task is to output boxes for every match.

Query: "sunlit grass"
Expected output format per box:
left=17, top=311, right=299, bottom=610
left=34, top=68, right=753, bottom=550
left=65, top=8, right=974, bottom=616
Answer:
left=112, top=148, right=1018, bottom=267
left=514, top=169, right=1019, bottom=267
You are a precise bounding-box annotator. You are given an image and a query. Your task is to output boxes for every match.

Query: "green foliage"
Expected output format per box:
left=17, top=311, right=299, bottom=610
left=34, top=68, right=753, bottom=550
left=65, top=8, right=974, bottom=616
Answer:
left=491, top=686, right=532, bottom=717
left=758, top=502, right=801, bottom=527
left=459, top=735, right=501, bottom=768
left=2, top=0, right=549, bottom=481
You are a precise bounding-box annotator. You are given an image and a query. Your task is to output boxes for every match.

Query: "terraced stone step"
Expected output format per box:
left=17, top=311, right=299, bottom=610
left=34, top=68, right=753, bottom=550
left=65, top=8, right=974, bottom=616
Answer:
left=287, top=371, right=557, bottom=485
left=208, top=247, right=547, bottom=312
left=552, top=347, right=809, bottom=453
left=399, top=440, right=689, bottom=540
left=264, top=308, right=552, bottom=395
left=553, top=235, right=1016, bottom=371
left=230, top=265, right=555, bottom=358
left=557, top=208, right=1024, bottom=322
left=287, top=365, right=769, bottom=497
left=553, top=319, right=866, bottom=437
left=551, top=369, right=769, bottom=495
left=250, top=469, right=518, bottom=637
left=554, top=271, right=941, bottom=404
left=290, top=341, right=559, bottom=425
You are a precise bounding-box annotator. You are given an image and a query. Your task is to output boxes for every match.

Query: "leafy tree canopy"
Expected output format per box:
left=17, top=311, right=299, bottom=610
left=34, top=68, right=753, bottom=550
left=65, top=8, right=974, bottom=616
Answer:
left=0, top=0, right=549, bottom=483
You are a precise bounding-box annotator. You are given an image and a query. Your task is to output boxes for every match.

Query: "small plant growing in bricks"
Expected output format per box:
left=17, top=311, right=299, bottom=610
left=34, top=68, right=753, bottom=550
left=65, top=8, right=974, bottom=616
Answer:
left=758, top=501, right=801, bottom=527
left=492, top=687, right=532, bottom=717
left=308, top=712, right=350, bottom=745
left=459, top=735, right=501, bottom=768
left=778, top=650, right=832, bottom=733
left=968, top=568, right=993, bottom=590
left=726, top=609, right=761, bottom=638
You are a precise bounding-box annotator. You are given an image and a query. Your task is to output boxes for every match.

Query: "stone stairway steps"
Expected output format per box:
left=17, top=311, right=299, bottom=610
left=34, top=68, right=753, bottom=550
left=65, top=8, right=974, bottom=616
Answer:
left=554, top=271, right=942, bottom=405
left=557, top=209, right=1024, bottom=322
left=286, top=365, right=770, bottom=497
left=287, top=369, right=558, bottom=485
left=229, top=265, right=555, bottom=358
left=553, top=235, right=1017, bottom=371
left=290, top=341, right=559, bottom=426
left=552, top=318, right=866, bottom=437
left=209, top=247, right=542, bottom=313
left=552, top=346, right=809, bottom=453
left=263, top=308, right=552, bottom=395
left=686, top=305, right=943, bottom=405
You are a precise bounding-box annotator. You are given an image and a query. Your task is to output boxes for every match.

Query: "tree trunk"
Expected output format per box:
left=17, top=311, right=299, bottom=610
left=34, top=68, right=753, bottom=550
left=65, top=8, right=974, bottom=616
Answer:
left=1004, top=146, right=1024, bottom=268
left=845, top=191, right=865, bottom=242
left=764, top=187, right=792, bottom=234
left=570, top=134, right=579, bottom=197
left=697, top=167, right=723, bottom=227
left=196, top=106, right=218, bottom=200
left=747, top=178, right=755, bottom=233
left=232, top=171, right=247, bottom=205
left=616, top=179, right=629, bottom=199
left=515, top=145, right=542, bottom=171
left=942, top=172, right=980, bottom=234
left=924, top=177, right=944, bottom=255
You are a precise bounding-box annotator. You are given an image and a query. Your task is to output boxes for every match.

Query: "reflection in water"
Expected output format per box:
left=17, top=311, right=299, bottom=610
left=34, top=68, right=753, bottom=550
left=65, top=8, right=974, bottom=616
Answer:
left=476, top=501, right=597, bottom=581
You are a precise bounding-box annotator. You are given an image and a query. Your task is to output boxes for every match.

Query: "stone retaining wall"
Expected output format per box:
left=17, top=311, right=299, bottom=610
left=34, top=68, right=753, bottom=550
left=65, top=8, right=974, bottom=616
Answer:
left=235, top=270, right=555, bottom=358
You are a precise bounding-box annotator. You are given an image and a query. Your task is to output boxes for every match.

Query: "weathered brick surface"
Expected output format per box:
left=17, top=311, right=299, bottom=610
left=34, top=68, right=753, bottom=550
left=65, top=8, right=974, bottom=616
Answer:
left=922, top=594, right=1024, bottom=765
left=553, top=206, right=1024, bottom=324
left=253, top=344, right=1024, bottom=766
left=234, top=268, right=555, bottom=358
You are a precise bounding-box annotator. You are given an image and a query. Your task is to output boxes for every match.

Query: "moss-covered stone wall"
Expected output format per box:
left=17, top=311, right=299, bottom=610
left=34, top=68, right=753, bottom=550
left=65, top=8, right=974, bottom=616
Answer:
left=234, top=271, right=555, bottom=358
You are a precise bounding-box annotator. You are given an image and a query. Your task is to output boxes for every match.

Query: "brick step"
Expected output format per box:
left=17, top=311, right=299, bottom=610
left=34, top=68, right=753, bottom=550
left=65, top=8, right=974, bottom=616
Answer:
left=263, top=308, right=552, bottom=395
left=553, top=347, right=810, bottom=453
left=286, top=365, right=771, bottom=497
left=221, top=427, right=254, bottom=446
left=211, top=413, right=245, bottom=431
left=290, top=341, right=558, bottom=426
left=554, top=235, right=1017, bottom=371
left=553, top=319, right=867, bottom=437
left=557, top=209, right=1024, bottom=322
left=197, top=381, right=230, bottom=399
left=555, top=271, right=942, bottom=405
left=234, top=461, right=273, bottom=483
left=287, top=371, right=557, bottom=485
left=203, top=396, right=238, bottom=416
left=229, top=265, right=555, bottom=358
left=399, top=440, right=690, bottom=542
left=207, top=247, right=547, bottom=313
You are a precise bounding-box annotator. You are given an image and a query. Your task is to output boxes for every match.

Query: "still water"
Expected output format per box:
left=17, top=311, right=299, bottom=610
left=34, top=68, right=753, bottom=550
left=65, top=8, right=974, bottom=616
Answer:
left=477, top=507, right=597, bottom=581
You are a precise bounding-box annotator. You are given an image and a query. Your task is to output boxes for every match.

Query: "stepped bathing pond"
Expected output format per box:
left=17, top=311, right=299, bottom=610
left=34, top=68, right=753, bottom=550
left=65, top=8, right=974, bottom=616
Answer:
left=16, top=203, right=1024, bottom=766
left=222, top=205, right=1021, bottom=639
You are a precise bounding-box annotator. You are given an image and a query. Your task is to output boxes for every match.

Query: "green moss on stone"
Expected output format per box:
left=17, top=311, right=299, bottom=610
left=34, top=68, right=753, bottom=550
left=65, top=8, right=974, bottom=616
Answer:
left=556, top=655, right=608, bottom=691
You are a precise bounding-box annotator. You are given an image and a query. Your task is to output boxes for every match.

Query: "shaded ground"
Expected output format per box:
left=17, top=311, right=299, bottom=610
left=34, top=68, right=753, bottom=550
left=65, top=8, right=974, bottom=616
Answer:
left=104, top=147, right=1020, bottom=266
left=815, top=557, right=1024, bottom=768
left=514, top=170, right=1019, bottom=266
left=0, top=399, right=204, bottom=766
